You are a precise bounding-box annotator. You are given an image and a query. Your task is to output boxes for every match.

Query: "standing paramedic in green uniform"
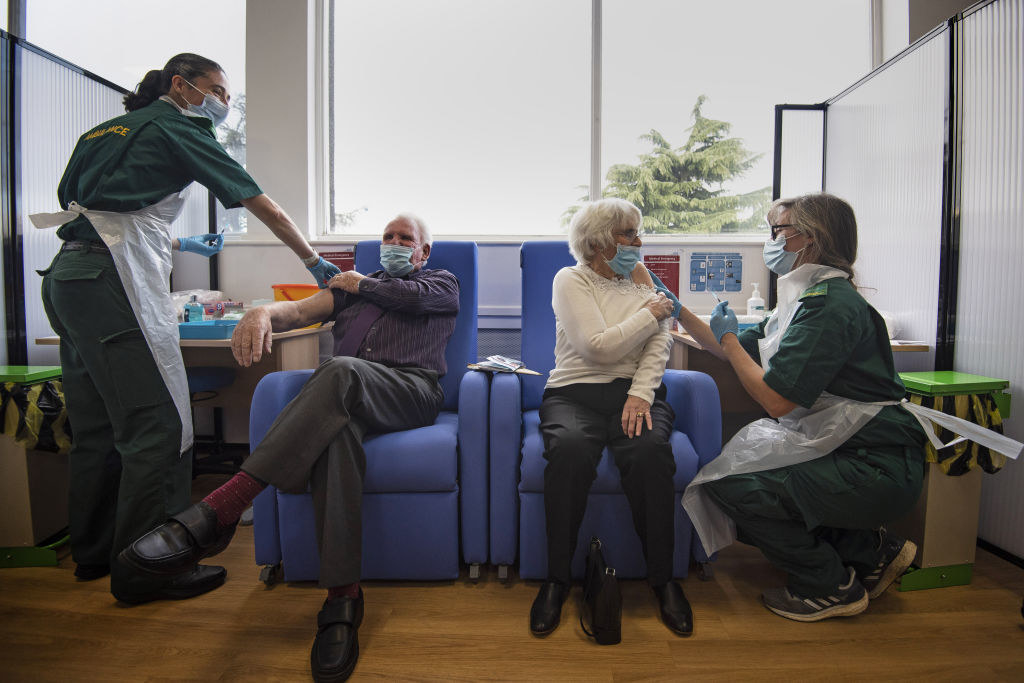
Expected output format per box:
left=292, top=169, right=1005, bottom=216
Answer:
left=32, top=53, right=341, bottom=605
left=659, top=193, right=927, bottom=623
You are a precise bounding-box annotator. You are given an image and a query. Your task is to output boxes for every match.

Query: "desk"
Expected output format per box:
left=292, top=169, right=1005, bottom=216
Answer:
left=669, top=331, right=930, bottom=443
left=36, top=324, right=329, bottom=443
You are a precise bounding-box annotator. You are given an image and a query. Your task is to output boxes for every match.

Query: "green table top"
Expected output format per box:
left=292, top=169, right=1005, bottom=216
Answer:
left=0, top=365, right=62, bottom=384
left=900, top=370, right=1009, bottom=395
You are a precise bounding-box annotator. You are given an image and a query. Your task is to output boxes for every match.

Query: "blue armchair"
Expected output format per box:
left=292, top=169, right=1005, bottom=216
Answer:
left=489, top=241, right=721, bottom=580
left=252, top=240, right=489, bottom=582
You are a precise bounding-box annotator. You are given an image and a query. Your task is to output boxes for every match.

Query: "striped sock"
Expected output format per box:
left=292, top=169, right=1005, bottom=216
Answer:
left=202, top=471, right=266, bottom=527
left=327, top=583, right=360, bottom=602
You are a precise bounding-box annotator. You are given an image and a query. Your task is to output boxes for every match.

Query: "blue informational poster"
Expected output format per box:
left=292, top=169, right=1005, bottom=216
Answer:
left=689, top=252, right=743, bottom=292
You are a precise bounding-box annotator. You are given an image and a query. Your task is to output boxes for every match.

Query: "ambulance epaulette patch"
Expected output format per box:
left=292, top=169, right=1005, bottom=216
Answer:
left=800, top=283, right=828, bottom=299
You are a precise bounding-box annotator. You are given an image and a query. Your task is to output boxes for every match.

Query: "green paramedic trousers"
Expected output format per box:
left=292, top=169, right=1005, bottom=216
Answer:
left=40, top=247, right=187, bottom=596
left=703, top=445, right=923, bottom=597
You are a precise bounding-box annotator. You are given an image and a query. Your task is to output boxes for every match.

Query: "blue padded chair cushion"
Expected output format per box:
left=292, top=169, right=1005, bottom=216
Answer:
left=518, top=410, right=700, bottom=493
left=362, top=412, right=458, bottom=492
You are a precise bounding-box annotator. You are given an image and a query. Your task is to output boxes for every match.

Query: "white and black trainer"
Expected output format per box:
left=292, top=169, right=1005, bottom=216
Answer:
left=761, top=567, right=868, bottom=622
left=861, top=534, right=917, bottom=599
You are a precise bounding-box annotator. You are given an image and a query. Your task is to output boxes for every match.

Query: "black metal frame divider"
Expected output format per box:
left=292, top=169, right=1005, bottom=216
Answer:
left=767, top=2, right=1001, bottom=373
left=0, top=30, right=218, bottom=364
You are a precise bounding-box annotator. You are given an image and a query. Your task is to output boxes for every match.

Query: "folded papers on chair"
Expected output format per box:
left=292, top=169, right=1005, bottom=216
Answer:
left=468, top=355, right=541, bottom=375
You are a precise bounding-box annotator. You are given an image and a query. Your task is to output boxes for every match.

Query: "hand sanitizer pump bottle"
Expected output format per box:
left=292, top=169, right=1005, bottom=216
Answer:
left=185, top=295, right=204, bottom=322
left=746, top=283, right=766, bottom=317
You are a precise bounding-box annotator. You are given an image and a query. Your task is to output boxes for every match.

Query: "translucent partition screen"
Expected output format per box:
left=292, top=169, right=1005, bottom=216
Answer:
left=824, top=30, right=948, bottom=371
left=17, top=46, right=210, bottom=364
left=959, top=0, right=1024, bottom=557
left=1, top=33, right=9, bottom=365
left=778, top=108, right=824, bottom=198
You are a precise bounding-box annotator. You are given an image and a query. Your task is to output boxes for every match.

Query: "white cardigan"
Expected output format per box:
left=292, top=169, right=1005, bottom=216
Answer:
left=545, top=265, right=673, bottom=405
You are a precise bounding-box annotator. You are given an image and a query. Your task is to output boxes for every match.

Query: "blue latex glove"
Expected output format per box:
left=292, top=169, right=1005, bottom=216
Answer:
left=648, top=271, right=683, bottom=318
left=709, top=300, right=738, bottom=343
left=178, top=233, right=224, bottom=258
left=307, top=256, right=342, bottom=289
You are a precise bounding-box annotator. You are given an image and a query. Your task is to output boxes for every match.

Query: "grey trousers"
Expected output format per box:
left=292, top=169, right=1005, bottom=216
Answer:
left=242, top=356, right=444, bottom=587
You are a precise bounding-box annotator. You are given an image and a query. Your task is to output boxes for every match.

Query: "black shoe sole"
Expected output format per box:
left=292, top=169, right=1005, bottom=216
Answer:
left=311, top=638, right=358, bottom=683
left=114, top=570, right=226, bottom=605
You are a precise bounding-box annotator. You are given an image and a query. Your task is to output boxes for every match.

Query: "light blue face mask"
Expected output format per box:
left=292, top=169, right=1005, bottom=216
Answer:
left=605, top=245, right=641, bottom=277
left=183, top=79, right=229, bottom=127
left=380, top=244, right=417, bottom=276
left=763, top=234, right=804, bottom=275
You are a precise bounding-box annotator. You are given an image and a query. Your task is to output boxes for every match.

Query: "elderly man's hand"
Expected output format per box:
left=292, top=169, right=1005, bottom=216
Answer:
left=231, top=307, right=274, bottom=367
left=328, top=270, right=365, bottom=294
left=644, top=292, right=674, bottom=321
left=621, top=395, right=653, bottom=438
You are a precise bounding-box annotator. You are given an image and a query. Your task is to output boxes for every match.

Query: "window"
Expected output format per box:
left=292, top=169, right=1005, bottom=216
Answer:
left=330, top=0, right=870, bottom=237
left=331, top=0, right=590, bottom=236
left=603, top=0, right=870, bottom=234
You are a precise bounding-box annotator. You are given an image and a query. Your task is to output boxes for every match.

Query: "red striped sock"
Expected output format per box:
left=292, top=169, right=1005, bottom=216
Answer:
left=327, top=583, right=360, bottom=602
left=202, top=471, right=266, bottom=527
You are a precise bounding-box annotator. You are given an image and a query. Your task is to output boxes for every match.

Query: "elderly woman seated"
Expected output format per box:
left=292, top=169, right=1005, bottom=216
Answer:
left=529, top=198, right=692, bottom=639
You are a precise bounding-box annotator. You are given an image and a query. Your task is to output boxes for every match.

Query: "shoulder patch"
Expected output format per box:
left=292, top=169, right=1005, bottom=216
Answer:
left=800, top=282, right=828, bottom=300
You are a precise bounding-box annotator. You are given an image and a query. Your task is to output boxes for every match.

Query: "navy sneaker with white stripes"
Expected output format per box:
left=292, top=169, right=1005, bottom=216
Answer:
left=861, top=534, right=917, bottom=599
left=761, top=567, right=868, bottom=622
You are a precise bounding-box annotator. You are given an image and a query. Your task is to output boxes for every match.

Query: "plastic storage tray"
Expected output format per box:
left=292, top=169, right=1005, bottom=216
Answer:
left=178, top=320, right=239, bottom=339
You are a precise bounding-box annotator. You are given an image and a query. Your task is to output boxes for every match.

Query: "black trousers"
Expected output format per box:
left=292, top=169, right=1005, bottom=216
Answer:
left=242, top=356, right=443, bottom=587
left=539, top=378, right=676, bottom=586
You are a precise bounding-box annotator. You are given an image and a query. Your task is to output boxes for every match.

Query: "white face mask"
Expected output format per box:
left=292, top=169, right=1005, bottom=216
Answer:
left=182, top=78, right=229, bottom=127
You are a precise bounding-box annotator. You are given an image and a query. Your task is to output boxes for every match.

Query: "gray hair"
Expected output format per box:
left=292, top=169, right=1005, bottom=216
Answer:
left=394, top=212, right=432, bottom=246
left=567, top=198, right=642, bottom=263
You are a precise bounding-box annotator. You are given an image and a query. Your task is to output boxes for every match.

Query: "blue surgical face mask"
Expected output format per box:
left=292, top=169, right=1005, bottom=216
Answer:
left=763, top=234, right=805, bottom=275
left=380, top=244, right=417, bottom=276
left=605, top=245, right=641, bottom=277
left=183, top=79, right=229, bottom=127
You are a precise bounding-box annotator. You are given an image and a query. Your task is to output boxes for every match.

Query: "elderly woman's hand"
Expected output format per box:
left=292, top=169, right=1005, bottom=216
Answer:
left=621, top=395, right=653, bottom=438
left=644, top=292, right=674, bottom=321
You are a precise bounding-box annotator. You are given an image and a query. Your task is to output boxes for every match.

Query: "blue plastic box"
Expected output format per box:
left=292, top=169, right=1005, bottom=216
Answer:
left=178, top=320, right=239, bottom=339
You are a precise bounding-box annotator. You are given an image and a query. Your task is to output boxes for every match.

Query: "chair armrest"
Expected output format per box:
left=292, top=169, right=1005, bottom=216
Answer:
left=488, top=372, right=523, bottom=566
left=458, top=370, right=490, bottom=565
left=663, top=369, right=722, bottom=468
left=249, top=369, right=316, bottom=447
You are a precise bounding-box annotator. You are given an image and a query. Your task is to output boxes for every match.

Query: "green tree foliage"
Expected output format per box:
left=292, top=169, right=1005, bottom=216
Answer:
left=567, top=96, right=770, bottom=233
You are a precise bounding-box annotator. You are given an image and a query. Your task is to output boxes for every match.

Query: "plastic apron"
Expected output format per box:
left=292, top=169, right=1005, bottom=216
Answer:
left=683, top=263, right=1024, bottom=556
left=30, top=192, right=193, bottom=454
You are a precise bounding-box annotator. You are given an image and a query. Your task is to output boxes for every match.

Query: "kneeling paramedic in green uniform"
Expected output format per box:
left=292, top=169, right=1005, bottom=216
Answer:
left=31, top=53, right=341, bottom=604
left=661, top=193, right=927, bottom=622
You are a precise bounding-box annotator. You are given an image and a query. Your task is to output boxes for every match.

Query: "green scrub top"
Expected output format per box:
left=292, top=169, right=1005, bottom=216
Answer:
left=56, top=99, right=262, bottom=242
left=738, top=277, right=924, bottom=450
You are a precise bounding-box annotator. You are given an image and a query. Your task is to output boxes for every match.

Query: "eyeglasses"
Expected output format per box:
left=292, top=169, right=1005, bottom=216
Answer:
left=769, top=223, right=797, bottom=240
left=614, top=228, right=643, bottom=242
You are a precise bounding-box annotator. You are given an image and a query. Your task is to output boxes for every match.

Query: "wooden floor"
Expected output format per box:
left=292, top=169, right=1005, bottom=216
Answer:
left=2, top=475, right=1024, bottom=681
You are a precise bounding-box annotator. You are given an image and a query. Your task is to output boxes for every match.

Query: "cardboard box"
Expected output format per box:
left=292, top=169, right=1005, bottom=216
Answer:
left=0, top=434, right=69, bottom=547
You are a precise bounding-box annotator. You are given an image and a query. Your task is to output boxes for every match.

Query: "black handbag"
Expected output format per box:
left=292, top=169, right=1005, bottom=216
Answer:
left=579, top=537, right=622, bottom=645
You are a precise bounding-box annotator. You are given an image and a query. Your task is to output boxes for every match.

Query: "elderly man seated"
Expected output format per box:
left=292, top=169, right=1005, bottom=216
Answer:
left=530, top=198, right=693, bottom=640
left=119, top=212, right=458, bottom=682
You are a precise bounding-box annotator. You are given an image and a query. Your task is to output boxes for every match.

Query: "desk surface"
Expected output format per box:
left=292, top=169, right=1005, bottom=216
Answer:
left=35, top=323, right=329, bottom=347
left=670, top=331, right=929, bottom=353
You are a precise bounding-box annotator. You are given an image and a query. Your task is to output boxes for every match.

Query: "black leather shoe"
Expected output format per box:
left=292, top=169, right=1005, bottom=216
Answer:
left=74, top=563, right=110, bottom=581
left=530, top=581, right=569, bottom=636
left=118, top=502, right=237, bottom=577
left=114, top=564, right=227, bottom=605
left=311, top=589, right=364, bottom=683
left=653, top=581, right=693, bottom=636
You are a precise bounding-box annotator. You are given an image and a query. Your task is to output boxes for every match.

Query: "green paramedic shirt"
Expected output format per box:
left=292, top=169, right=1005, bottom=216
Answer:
left=737, top=277, right=924, bottom=450
left=55, top=99, right=262, bottom=242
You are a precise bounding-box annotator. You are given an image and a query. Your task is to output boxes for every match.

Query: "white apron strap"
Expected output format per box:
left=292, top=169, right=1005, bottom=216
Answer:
left=29, top=201, right=89, bottom=229
left=900, top=399, right=1022, bottom=460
